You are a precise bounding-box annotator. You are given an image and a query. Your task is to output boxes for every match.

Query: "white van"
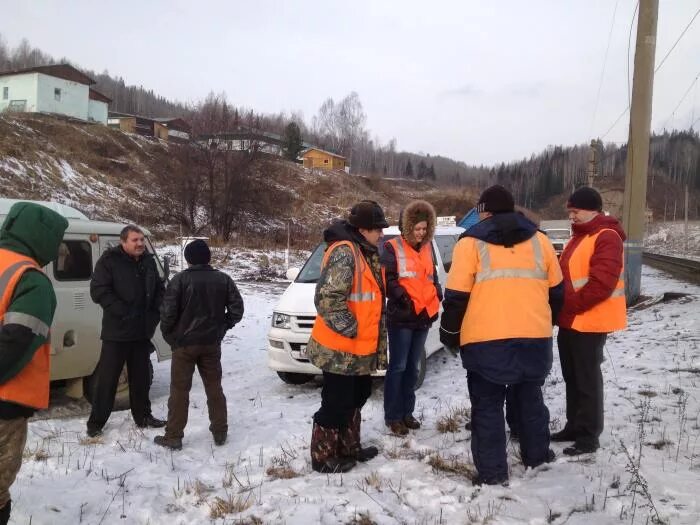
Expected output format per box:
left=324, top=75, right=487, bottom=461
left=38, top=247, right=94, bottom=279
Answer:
left=267, top=225, right=464, bottom=388
left=0, top=199, right=171, bottom=402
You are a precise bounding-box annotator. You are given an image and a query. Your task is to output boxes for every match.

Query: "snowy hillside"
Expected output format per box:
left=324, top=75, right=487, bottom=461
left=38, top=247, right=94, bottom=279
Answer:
left=11, top=266, right=700, bottom=525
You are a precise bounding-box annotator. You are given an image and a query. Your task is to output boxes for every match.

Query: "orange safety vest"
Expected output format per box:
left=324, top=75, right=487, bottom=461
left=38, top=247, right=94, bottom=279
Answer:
left=452, top=233, right=557, bottom=345
left=0, top=248, right=51, bottom=409
left=310, top=240, right=384, bottom=356
left=388, top=237, right=439, bottom=318
left=567, top=229, right=627, bottom=333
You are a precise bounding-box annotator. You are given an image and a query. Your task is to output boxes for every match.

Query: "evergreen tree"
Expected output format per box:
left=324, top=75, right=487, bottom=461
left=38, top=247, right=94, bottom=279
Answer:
left=427, top=164, right=436, bottom=181
left=283, top=122, right=304, bottom=161
left=417, top=160, right=428, bottom=180
left=405, top=159, right=414, bottom=178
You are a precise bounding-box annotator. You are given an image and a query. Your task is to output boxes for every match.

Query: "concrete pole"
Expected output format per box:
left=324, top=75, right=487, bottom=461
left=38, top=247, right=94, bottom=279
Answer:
left=622, top=0, right=658, bottom=303
left=685, top=185, right=689, bottom=254
left=587, top=140, right=597, bottom=188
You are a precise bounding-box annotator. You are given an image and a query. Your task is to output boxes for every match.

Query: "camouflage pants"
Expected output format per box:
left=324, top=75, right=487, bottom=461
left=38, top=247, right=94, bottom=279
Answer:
left=0, top=417, right=28, bottom=508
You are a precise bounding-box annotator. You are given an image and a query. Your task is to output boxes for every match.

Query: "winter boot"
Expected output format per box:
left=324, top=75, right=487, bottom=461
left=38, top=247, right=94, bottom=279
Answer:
left=213, top=432, right=227, bottom=446
left=551, top=426, right=577, bottom=442
left=403, top=415, right=421, bottom=430
left=0, top=500, right=10, bottom=525
left=154, top=435, right=183, bottom=450
left=340, top=409, right=378, bottom=462
left=310, top=421, right=356, bottom=473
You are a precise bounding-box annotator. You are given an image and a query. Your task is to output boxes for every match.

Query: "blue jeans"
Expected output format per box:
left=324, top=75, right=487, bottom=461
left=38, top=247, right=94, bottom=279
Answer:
left=384, top=327, right=428, bottom=422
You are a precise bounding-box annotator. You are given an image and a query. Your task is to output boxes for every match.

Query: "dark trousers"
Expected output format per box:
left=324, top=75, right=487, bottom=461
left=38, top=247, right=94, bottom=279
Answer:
left=165, top=344, right=227, bottom=439
left=314, top=372, right=372, bottom=429
left=468, top=372, right=550, bottom=482
left=87, top=340, right=152, bottom=429
left=557, top=328, right=607, bottom=445
left=384, top=327, right=428, bottom=422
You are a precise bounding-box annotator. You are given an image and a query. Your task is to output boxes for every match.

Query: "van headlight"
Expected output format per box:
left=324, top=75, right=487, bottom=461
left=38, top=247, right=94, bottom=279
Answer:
left=272, top=312, right=291, bottom=329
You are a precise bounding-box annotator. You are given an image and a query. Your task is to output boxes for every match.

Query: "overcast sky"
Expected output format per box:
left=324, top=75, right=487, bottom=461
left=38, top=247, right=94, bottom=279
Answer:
left=3, top=0, right=699, bottom=165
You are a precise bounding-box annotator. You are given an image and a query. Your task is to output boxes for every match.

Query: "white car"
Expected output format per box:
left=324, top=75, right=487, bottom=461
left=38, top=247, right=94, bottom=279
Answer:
left=267, top=225, right=464, bottom=388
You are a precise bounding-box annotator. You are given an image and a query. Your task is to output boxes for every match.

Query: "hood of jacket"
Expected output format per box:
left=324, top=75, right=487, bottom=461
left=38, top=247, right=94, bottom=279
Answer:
left=0, top=202, right=69, bottom=265
left=400, top=200, right=436, bottom=246
left=461, top=211, right=538, bottom=247
left=571, top=213, right=627, bottom=240
left=323, top=219, right=379, bottom=254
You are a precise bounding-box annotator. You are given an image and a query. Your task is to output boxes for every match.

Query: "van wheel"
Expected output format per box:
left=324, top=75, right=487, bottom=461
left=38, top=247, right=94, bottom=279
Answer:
left=84, top=359, right=155, bottom=411
left=277, top=371, right=314, bottom=385
left=414, top=347, right=427, bottom=390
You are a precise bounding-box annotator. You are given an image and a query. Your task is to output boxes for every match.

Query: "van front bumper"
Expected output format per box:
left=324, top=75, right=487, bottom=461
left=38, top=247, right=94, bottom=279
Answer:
left=266, top=327, right=386, bottom=377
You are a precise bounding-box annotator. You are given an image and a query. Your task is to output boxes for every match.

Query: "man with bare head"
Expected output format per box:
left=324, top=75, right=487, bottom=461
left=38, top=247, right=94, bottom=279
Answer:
left=86, top=225, right=166, bottom=437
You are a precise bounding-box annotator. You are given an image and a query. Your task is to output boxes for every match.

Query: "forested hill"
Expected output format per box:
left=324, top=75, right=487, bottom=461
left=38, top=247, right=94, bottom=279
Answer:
left=1, top=35, right=698, bottom=220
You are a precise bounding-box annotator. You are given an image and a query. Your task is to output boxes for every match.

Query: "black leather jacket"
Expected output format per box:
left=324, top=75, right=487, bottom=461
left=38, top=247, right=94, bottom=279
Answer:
left=159, top=265, right=244, bottom=347
left=90, top=246, right=165, bottom=342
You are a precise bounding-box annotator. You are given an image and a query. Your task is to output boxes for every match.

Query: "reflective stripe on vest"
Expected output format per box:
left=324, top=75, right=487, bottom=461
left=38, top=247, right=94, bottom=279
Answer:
left=310, top=241, right=383, bottom=356
left=567, top=228, right=627, bottom=333
left=457, top=233, right=554, bottom=345
left=389, top=237, right=440, bottom=318
left=475, top=237, right=548, bottom=283
left=0, top=249, right=52, bottom=409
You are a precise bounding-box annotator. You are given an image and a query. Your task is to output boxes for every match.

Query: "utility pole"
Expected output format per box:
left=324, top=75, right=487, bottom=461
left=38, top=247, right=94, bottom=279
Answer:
left=622, top=0, right=658, bottom=303
left=586, top=140, right=597, bottom=188
left=684, top=185, right=689, bottom=254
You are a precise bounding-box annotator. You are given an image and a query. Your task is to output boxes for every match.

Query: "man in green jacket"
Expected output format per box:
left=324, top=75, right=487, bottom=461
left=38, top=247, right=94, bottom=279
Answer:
left=0, top=202, right=68, bottom=525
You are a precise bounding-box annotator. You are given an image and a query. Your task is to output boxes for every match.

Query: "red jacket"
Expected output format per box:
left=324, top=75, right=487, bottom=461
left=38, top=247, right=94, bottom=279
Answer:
left=557, top=214, right=626, bottom=329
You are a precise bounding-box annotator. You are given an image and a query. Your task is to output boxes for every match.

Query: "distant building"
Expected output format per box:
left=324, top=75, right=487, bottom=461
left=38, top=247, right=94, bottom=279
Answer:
left=108, top=112, right=191, bottom=142
left=0, top=64, right=110, bottom=124
left=301, top=148, right=346, bottom=170
left=198, top=128, right=309, bottom=156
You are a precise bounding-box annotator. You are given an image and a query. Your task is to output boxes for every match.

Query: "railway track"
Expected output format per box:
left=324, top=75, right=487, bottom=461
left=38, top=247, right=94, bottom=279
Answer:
left=642, top=252, right=700, bottom=284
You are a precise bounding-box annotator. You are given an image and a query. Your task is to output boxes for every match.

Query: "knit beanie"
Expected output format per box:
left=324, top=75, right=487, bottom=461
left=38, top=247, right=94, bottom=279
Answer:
left=184, top=239, right=211, bottom=265
left=476, top=185, right=515, bottom=213
left=567, top=187, right=603, bottom=211
left=348, top=200, right=389, bottom=230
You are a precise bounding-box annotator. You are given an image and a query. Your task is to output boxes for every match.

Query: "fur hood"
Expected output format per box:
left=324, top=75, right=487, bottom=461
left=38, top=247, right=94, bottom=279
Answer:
left=400, top=200, right=436, bottom=245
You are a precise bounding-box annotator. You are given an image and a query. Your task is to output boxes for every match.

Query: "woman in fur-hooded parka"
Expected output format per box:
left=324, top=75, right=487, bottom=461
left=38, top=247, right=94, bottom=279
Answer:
left=380, top=200, right=442, bottom=434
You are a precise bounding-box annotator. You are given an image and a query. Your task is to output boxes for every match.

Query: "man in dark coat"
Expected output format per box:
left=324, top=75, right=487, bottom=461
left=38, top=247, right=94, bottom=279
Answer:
left=154, top=239, right=244, bottom=450
left=86, top=225, right=166, bottom=436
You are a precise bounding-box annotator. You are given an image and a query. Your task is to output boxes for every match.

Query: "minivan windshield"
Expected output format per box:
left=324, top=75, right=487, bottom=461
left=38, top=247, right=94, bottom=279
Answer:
left=545, top=229, right=571, bottom=240
left=295, top=233, right=460, bottom=283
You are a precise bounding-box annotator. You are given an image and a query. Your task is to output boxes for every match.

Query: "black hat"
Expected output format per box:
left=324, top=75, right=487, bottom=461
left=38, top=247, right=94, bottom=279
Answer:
left=567, top=187, right=603, bottom=211
left=476, top=185, right=515, bottom=213
left=348, top=200, right=389, bottom=229
left=184, top=239, right=211, bottom=265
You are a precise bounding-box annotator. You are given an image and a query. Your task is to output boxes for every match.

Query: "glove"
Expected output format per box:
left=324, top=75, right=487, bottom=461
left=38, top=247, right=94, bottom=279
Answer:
left=439, top=327, right=460, bottom=356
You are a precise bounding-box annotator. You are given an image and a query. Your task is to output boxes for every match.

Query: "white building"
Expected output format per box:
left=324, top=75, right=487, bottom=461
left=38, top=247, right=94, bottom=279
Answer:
left=0, top=64, right=110, bottom=124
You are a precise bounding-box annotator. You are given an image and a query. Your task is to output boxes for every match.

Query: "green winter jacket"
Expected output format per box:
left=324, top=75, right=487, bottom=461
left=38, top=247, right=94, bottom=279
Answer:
left=0, top=202, right=68, bottom=418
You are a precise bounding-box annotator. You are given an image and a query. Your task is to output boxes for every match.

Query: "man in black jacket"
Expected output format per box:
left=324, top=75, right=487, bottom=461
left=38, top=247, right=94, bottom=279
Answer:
left=154, top=239, right=244, bottom=450
left=87, top=225, right=166, bottom=437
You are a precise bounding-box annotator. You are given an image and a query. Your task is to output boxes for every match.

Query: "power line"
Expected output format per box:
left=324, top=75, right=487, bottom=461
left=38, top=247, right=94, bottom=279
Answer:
left=661, top=70, right=700, bottom=130
left=600, top=3, right=700, bottom=140
left=590, top=0, right=620, bottom=137
left=600, top=2, right=638, bottom=140
left=654, top=5, right=700, bottom=73
left=627, top=1, right=639, bottom=110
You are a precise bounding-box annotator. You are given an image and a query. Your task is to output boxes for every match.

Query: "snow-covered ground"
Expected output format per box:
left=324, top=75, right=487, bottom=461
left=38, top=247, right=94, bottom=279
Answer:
left=11, top=266, right=700, bottom=524
left=645, top=221, right=700, bottom=260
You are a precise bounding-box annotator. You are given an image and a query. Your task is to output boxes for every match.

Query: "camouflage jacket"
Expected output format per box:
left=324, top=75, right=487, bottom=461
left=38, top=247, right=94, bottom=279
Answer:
left=308, top=242, right=387, bottom=375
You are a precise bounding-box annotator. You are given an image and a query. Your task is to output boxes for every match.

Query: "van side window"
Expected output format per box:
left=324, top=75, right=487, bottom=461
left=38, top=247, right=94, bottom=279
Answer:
left=54, top=241, right=92, bottom=280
